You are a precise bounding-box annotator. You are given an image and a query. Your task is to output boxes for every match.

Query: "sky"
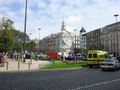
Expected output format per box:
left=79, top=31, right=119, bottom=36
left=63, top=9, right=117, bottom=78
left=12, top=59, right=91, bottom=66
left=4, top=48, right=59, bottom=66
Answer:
left=0, top=0, right=120, bottom=39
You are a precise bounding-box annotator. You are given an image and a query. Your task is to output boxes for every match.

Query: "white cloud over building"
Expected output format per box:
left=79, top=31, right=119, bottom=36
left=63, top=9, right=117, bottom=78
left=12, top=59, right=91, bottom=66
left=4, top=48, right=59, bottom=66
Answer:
left=0, top=0, right=119, bottom=39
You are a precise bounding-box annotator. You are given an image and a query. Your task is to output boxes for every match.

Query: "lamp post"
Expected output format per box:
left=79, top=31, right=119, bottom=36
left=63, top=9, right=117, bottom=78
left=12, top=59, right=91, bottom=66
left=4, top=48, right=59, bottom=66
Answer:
left=113, top=14, right=119, bottom=57
left=74, top=29, right=77, bottom=55
left=29, top=33, right=32, bottom=39
left=114, top=14, right=119, bottom=22
left=29, top=33, right=32, bottom=59
left=38, top=28, right=41, bottom=53
left=23, top=0, right=28, bottom=62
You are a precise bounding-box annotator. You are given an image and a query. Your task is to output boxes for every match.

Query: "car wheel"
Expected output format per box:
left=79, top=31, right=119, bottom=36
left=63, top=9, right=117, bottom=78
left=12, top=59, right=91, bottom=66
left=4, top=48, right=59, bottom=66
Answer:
left=114, top=66, right=117, bottom=71
left=89, top=65, right=93, bottom=68
left=102, top=68, right=105, bottom=71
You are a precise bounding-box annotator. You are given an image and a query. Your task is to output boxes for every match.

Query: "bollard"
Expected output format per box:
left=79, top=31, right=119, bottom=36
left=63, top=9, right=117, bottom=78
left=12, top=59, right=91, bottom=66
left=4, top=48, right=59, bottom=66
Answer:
left=28, top=61, right=31, bottom=70
left=30, top=59, right=32, bottom=64
left=18, top=60, right=20, bottom=70
left=6, top=62, right=8, bottom=70
left=3, top=61, right=5, bottom=67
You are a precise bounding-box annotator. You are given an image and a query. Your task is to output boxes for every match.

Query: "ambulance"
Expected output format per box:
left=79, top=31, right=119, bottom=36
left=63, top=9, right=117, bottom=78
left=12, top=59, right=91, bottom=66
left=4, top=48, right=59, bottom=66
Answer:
left=87, top=50, right=108, bottom=68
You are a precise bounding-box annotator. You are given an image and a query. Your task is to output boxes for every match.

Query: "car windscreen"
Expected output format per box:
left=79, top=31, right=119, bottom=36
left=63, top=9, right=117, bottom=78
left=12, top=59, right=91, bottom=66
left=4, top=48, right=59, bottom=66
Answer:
left=93, top=54, right=97, bottom=58
left=104, top=59, right=113, bottom=62
left=88, top=54, right=92, bottom=58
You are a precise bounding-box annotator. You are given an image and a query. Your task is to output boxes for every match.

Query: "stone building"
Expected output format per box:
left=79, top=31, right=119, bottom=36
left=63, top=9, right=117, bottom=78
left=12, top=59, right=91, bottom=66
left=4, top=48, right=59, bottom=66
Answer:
left=101, top=22, right=120, bottom=57
left=39, top=21, right=74, bottom=56
left=86, top=28, right=101, bottom=50
left=80, top=27, right=87, bottom=50
left=73, top=32, right=81, bottom=49
left=85, top=21, right=120, bottom=57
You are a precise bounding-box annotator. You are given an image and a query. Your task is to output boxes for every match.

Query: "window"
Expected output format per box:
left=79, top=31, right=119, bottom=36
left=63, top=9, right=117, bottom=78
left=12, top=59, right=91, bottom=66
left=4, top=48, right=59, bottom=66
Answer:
left=105, top=54, right=108, bottom=58
left=99, top=55, right=104, bottom=58
left=93, top=54, right=97, bottom=58
left=88, top=54, right=92, bottom=58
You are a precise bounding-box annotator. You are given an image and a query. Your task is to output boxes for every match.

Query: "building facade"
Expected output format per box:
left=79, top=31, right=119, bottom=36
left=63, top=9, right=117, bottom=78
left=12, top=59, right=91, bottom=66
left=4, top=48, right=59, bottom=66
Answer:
left=80, top=27, right=87, bottom=50
left=73, top=33, right=81, bottom=49
left=101, top=22, right=120, bottom=57
left=39, top=21, right=74, bottom=56
left=86, top=22, right=120, bottom=57
left=86, top=28, right=101, bottom=50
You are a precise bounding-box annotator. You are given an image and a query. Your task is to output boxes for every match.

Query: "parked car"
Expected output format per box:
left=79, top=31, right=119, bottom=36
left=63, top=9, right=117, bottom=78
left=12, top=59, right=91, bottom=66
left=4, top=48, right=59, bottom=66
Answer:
left=117, top=56, right=120, bottom=62
left=0, top=55, right=5, bottom=66
left=65, top=55, right=74, bottom=60
left=100, top=58, right=120, bottom=71
left=38, top=54, right=48, bottom=58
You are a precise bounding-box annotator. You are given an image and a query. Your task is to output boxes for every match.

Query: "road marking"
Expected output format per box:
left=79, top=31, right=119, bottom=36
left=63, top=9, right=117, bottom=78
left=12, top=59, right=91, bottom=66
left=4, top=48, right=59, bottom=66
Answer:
left=69, top=78, right=120, bottom=90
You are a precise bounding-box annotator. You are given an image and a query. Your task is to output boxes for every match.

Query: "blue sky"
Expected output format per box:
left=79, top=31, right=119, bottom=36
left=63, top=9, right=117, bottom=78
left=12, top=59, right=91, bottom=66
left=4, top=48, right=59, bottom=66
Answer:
left=0, top=0, right=120, bottom=39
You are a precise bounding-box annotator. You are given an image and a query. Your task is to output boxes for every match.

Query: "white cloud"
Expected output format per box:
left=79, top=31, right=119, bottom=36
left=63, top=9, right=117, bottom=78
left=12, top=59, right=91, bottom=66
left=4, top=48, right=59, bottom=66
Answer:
left=66, top=15, right=83, bottom=25
left=37, top=1, right=47, bottom=8
left=0, top=0, right=120, bottom=39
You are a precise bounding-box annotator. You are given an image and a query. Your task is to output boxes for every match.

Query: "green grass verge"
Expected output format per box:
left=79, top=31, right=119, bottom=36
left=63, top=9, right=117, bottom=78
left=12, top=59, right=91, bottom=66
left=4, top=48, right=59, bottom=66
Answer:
left=42, top=61, right=87, bottom=69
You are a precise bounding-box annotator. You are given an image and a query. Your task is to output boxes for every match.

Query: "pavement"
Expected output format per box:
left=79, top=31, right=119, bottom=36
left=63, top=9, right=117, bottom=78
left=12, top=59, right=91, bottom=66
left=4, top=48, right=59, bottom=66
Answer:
left=0, top=58, right=52, bottom=72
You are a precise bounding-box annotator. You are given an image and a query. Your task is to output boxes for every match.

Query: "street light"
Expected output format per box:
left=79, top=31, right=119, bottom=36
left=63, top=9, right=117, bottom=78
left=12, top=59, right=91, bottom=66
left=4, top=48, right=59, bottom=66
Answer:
left=74, top=29, right=77, bottom=54
left=114, top=14, right=119, bottom=23
left=113, top=14, right=119, bottom=57
left=23, top=0, right=28, bottom=62
left=29, top=33, right=32, bottom=40
left=38, top=28, right=41, bottom=53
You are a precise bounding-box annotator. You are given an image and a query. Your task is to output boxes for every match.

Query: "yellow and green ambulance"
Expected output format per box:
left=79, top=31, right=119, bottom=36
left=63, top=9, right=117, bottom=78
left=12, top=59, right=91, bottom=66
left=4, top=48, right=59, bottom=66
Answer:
left=87, top=50, right=108, bottom=67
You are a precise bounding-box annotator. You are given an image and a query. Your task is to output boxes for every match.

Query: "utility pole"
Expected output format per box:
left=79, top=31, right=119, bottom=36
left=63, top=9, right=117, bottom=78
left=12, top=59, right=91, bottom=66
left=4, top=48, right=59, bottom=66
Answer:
left=23, top=0, right=28, bottom=62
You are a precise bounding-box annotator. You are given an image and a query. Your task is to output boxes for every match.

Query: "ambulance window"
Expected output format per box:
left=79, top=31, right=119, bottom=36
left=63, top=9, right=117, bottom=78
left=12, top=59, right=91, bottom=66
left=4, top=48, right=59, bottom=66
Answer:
left=105, top=54, right=107, bottom=58
left=88, top=54, right=92, bottom=58
left=93, top=54, right=97, bottom=58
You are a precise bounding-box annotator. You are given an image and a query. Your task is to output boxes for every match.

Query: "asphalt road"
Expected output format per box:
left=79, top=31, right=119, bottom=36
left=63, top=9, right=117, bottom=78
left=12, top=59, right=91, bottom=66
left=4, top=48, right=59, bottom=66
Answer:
left=0, top=67, right=120, bottom=90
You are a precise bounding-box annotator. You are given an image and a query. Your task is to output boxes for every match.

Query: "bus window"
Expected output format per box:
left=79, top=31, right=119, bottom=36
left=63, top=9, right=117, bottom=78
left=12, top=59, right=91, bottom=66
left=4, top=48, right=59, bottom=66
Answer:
left=93, top=54, right=97, bottom=58
left=88, top=54, right=92, bottom=58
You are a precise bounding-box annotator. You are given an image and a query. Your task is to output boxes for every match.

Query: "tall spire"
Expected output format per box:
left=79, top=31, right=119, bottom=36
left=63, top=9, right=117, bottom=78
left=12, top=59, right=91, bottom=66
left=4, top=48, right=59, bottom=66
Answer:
left=61, top=20, right=66, bottom=31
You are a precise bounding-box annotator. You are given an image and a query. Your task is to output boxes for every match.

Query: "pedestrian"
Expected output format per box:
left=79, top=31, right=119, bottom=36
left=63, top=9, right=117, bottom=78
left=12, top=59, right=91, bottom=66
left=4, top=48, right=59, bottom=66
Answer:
left=35, top=54, right=38, bottom=61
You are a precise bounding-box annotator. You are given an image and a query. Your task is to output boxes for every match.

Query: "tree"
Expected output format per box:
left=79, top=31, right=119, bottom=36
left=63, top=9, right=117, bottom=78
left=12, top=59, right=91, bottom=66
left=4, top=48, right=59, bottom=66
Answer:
left=0, top=16, right=30, bottom=53
left=74, top=48, right=83, bottom=53
left=12, top=29, right=30, bottom=52
left=0, top=30, right=13, bottom=53
left=74, top=48, right=87, bottom=54
left=89, top=43, right=104, bottom=50
left=1, top=16, right=14, bottom=30
left=26, top=40, right=37, bottom=52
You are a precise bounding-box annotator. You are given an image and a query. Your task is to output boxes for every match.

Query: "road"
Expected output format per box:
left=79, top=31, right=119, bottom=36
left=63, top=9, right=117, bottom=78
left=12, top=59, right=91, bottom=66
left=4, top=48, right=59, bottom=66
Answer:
left=0, top=67, right=120, bottom=90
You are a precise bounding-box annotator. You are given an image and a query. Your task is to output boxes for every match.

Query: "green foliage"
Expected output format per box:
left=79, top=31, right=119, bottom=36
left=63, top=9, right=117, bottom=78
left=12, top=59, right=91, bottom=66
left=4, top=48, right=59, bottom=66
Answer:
left=0, top=17, right=30, bottom=52
left=26, top=40, right=37, bottom=52
left=1, top=17, right=14, bottom=30
left=0, top=30, right=13, bottom=52
left=89, top=43, right=104, bottom=50
left=12, top=29, right=30, bottom=52
left=74, top=48, right=87, bottom=54
left=74, top=48, right=84, bottom=53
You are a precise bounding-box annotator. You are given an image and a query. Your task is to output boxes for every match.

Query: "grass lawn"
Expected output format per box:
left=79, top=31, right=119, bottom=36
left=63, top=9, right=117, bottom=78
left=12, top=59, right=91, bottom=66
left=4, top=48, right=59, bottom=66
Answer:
left=42, top=61, right=87, bottom=69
